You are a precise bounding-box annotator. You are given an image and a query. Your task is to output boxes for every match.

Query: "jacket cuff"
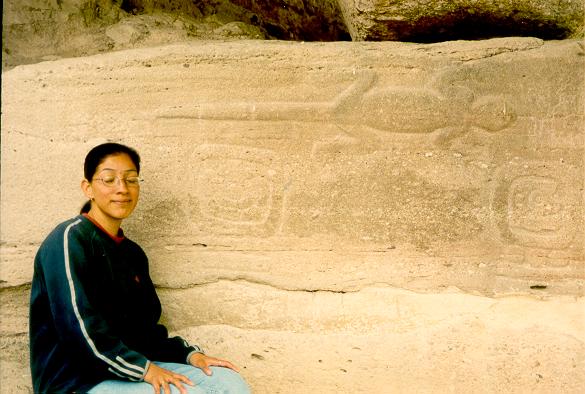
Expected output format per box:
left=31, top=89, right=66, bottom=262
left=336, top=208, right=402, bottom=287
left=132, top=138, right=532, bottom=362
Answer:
left=141, top=360, right=152, bottom=381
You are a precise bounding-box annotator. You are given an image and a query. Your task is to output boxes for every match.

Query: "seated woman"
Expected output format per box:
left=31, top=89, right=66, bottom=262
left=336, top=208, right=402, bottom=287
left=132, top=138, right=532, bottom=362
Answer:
left=29, top=142, right=251, bottom=394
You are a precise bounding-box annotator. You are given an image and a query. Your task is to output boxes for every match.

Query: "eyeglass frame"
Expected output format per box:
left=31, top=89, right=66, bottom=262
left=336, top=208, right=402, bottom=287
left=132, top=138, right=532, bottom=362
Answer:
left=92, top=175, right=143, bottom=188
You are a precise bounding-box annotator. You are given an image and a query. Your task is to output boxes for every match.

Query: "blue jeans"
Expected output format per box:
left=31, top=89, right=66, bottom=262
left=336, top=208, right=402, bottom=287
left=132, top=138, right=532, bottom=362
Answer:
left=88, top=362, right=251, bottom=394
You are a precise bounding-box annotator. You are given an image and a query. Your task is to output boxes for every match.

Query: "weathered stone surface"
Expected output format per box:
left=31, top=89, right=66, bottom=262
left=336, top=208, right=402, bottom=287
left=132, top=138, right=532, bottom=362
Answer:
left=2, top=0, right=123, bottom=68
left=2, top=0, right=349, bottom=70
left=227, top=0, right=349, bottom=40
left=179, top=296, right=584, bottom=393
left=1, top=0, right=269, bottom=70
left=123, top=0, right=349, bottom=40
left=1, top=38, right=584, bottom=392
left=338, top=0, right=585, bottom=41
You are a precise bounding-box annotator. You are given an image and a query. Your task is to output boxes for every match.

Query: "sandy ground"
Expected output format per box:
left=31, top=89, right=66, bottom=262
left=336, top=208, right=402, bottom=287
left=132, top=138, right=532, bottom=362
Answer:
left=2, top=290, right=584, bottom=393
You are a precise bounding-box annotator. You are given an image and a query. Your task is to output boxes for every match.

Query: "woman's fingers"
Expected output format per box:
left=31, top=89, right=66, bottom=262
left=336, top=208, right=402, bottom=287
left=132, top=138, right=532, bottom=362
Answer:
left=198, top=363, right=213, bottom=376
left=172, top=373, right=194, bottom=392
left=167, top=374, right=193, bottom=394
left=222, top=360, right=239, bottom=372
left=145, top=363, right=193, bottom=394
left=189, top=353, right=242, bottom=376
left=160, top=377, right=186, bottom=394
left=211, top=358, right=239, bottom=373
left=175, top=372, right=194, bottom=386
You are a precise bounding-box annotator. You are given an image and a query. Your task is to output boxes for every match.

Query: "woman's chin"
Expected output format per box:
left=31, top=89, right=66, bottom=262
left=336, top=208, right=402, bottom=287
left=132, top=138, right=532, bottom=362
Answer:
left=108, top=208, right=135, bottom=220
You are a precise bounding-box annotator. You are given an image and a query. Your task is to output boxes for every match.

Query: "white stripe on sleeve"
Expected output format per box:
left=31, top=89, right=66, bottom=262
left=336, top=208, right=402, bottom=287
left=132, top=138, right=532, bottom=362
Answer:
left=63, top=219, right=144, bottom=380
left=116, top=356, right=146, bottom=374
left=108, top=368, right=141, bottom=381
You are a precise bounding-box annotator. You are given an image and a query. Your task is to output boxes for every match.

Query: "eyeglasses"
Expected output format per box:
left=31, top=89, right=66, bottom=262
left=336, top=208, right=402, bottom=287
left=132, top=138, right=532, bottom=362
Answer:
left=92, top=175, right=142, bottom=188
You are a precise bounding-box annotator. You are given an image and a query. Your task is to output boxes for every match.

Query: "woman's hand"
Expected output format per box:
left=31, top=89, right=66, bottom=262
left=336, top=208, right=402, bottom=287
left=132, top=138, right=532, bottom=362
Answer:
left=188, top=352, right=240, bottom=376
left=144, top=362, right=194, bottom=394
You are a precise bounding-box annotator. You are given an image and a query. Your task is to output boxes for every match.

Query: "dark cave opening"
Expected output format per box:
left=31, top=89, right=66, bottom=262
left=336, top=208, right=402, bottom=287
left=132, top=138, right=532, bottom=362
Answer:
left=119, top=1, right=576, bottom=42
left=378, top=9, right=575, bottom=42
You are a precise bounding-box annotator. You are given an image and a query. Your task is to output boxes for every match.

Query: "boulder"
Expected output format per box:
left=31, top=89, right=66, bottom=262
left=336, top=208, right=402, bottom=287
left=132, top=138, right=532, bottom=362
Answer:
left=338, top=0, right=585, bottom=41
left=1, top=38, right=584, bottom=392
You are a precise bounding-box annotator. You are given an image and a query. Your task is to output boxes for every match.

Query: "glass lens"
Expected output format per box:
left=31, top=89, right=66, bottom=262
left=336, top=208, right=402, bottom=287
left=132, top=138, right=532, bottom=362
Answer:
left=125, top=176, right=140, bottom=186
left=95, top=171, right=140, bottom=187
left=101, top=176, right=117, bottom=186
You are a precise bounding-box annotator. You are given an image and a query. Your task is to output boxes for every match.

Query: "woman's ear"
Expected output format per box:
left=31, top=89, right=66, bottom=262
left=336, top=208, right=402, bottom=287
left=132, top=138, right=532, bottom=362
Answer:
left=81, top=179, right=93, bottom=200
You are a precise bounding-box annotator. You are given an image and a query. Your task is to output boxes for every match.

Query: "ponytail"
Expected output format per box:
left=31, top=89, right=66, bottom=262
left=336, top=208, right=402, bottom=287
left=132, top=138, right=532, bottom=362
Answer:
left=80, top=200, right=92, bottom=214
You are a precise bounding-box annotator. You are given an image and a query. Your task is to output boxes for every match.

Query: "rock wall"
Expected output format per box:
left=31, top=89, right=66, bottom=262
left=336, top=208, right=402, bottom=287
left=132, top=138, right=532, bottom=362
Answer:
left=6, top=0, right=585, bottom=70
left=227, top=0, right=348, bottom=40
left=2, top=0, right=349, bottom=70
left=2, top=0, right=125, bottom=68
left=1, top=38, right=584, bottom=393
left=338, top=0, right=585, bottom=41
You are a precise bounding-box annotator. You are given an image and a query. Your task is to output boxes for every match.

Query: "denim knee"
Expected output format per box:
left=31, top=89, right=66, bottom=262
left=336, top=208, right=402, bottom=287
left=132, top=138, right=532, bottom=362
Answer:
left=198, top=366, right=251, bottom=394
left=89, top=363, right=250, bottom=394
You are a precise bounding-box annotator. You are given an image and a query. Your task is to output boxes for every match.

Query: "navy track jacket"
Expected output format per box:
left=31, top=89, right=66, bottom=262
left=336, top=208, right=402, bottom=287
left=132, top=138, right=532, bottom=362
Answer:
left=29, top=215, right=198, bottom=393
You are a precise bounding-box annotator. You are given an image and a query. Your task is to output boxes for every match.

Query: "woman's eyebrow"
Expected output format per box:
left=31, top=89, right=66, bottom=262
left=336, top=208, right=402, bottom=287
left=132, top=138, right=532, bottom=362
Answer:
left=99, top=168, right=138, bottom=173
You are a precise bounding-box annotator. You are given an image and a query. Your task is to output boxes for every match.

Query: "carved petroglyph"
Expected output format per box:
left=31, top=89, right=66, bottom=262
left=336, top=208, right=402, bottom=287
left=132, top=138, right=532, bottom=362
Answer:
left=157, top=70, right=516, bottom=145
left=490, top=160, right=582, bottom=250
left=190, top=144, right=285, bottom=235
left=507, top=176, right=568, bottom=241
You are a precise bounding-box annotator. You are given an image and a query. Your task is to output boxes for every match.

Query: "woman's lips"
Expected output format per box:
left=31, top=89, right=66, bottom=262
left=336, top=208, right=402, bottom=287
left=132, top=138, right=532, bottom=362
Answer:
left=112, top=200, right=132, bottom=204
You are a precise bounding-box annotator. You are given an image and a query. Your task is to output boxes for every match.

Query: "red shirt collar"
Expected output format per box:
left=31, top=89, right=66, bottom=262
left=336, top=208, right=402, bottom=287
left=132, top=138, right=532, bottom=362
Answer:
left=82, top=213, right=125, bottom=245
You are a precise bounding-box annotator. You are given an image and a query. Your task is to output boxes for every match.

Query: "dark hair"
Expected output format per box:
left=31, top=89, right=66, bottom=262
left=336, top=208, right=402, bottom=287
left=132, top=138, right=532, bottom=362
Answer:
left=80, top=143, right=141, bottom=214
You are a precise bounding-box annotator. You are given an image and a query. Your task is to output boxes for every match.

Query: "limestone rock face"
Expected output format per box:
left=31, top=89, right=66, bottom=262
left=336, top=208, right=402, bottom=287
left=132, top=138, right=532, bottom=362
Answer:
left=2, top=0, right=124, bottom=67
left=338, top=0, right=585, bottom=41
left=1, top=38, right=584, bottom=392
left=1, top=0, right=267, bottom=69
left=228, top=0, right=349, bottom=40
left=2, top=0, right=350, bottom=70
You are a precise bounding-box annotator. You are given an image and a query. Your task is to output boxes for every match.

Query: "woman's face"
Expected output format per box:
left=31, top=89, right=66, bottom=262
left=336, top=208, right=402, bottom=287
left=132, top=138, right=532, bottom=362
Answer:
left=82, top=153, right=140, bottom=225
